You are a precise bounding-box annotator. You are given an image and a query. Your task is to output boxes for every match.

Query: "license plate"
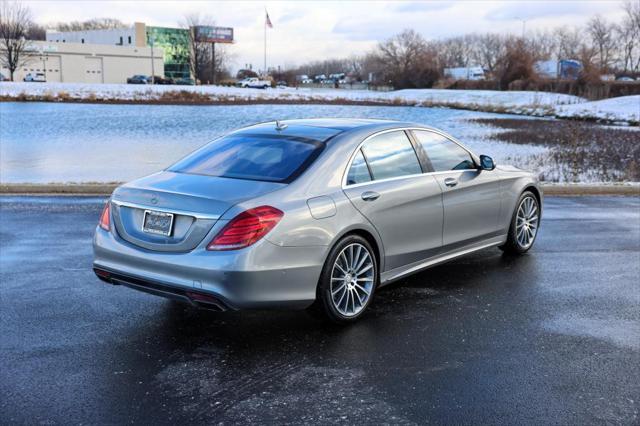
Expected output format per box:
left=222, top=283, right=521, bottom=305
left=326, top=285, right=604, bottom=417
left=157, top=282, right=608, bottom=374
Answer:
left=142, top=210, right=174, bottom=236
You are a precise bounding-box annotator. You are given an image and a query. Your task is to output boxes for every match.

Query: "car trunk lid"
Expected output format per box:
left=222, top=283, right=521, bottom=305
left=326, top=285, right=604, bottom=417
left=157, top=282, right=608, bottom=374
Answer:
left=110, top=171, right=284, bottom=252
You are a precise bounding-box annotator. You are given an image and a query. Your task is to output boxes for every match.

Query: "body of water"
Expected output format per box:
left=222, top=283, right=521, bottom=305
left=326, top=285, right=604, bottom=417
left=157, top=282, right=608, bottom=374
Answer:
left=0, top=102, right=546, bottom=183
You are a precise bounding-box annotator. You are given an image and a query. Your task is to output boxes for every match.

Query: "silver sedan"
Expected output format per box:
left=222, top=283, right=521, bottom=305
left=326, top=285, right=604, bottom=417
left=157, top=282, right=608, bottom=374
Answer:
left=93, top=119, right=542, bottom=322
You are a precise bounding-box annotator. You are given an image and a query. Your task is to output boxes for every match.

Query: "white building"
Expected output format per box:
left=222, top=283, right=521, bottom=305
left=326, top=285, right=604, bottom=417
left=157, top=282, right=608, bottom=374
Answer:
left=1, top=40, right=163, bottom=83
left=46, top=22, right=147, bottom=47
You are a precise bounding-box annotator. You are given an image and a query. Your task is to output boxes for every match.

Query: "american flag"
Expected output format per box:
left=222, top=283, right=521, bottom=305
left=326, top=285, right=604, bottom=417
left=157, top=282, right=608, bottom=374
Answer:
left=265, top=10, right=273, bottom=28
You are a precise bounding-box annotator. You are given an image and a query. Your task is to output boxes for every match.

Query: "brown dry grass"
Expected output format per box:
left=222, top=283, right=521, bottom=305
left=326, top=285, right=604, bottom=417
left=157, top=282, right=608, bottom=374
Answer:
left=470, top=118, right=640, bottom=182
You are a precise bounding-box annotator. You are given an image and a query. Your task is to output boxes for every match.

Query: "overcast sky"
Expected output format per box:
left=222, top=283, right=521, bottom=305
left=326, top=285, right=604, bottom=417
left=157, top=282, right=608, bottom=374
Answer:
left=25, top=1, right=626, bottom=70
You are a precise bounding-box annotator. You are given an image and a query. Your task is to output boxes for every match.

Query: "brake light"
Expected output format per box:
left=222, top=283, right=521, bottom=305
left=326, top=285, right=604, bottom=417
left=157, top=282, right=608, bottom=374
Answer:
left=207, top=206, right=283, bottom=251
left=99, top=202, right=110, bottom=231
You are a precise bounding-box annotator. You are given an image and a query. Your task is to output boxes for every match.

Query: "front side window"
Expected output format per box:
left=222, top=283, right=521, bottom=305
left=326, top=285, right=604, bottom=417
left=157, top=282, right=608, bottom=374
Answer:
left=360, top=131, right=422, bottom=180
left=169, top=134, right=322, bottom=182
left=413, top=130, right=476, bottom=172
left=346, top=149, right=372, bottom=185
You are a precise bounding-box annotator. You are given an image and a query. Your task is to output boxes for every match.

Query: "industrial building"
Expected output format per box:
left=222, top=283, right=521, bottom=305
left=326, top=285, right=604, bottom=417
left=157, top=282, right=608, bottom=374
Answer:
left=2, top=40, right=163, bottom=84
left=46, top=22, right=191, bottom=80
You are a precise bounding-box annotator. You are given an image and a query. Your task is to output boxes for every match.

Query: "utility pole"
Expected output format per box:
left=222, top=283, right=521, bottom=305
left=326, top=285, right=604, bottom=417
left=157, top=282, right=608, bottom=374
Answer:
left=263, top=17, right=266, bottom=75
left=149, top=35, right=155, bottom=84
left=211, top=41, right=216, bottom=84
left=40, top=49, right=48, bottom=81
left=516, top=17, right=527, bottom=39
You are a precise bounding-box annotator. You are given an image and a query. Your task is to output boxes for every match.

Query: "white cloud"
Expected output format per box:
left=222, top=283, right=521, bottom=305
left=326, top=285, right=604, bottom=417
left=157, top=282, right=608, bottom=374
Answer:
left=24, top=0, right=626, bottom=72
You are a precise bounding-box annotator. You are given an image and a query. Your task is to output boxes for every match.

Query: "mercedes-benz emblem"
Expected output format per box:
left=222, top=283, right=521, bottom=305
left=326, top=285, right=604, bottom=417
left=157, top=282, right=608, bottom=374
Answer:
left=150, top=196, right=158, bottom=205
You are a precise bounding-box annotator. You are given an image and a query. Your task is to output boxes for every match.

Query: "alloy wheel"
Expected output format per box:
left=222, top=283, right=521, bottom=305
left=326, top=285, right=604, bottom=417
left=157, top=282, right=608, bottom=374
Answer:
left=516, top=196, right=539, bottom=249
left=330, top=243, right=375, bottom=317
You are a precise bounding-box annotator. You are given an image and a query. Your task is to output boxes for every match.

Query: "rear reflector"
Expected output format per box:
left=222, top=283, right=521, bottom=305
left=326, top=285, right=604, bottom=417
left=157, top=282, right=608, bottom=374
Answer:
left=94, top=268, right=111, bottom=279
left=207, top=205, right=283, bottom=251
left=99, top=202, right=110, bottom=231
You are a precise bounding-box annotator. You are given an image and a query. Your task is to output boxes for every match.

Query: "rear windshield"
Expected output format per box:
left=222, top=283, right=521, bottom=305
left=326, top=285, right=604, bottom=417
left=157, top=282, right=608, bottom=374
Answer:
left=168, top=134, right=323, bottom=183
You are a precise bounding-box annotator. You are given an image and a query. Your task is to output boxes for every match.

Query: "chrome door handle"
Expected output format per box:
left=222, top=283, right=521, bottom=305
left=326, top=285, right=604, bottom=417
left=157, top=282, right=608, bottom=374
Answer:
left=444, top=178, right=458, bottom=187
left=361, top=191, right=380, bottom=201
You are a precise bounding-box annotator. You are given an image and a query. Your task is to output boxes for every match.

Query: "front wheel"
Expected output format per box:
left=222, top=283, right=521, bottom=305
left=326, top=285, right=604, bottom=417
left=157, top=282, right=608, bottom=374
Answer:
left=500, top=191, right=540, bottom=254
left=311, top=235, right=378, bottom=323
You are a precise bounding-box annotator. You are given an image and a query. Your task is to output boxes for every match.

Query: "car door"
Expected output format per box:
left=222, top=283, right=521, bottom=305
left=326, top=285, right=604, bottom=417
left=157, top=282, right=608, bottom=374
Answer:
left=342, top=130, right=443, bottom=271
left=411, top=130, right=502, bottom=248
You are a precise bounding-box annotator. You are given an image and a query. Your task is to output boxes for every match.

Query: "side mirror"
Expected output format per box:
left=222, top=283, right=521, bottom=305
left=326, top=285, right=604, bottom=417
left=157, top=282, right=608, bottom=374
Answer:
left=479, top=155, right=495, bottom=171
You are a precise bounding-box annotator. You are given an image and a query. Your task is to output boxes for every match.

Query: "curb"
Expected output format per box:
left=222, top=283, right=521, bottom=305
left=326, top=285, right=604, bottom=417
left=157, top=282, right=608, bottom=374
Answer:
left=1, top=183, right=638, bottom=197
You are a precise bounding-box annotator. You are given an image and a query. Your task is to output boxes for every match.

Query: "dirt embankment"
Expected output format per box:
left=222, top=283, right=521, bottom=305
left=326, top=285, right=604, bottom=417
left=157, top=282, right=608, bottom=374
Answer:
left=1, top=182, right=637, bottom=196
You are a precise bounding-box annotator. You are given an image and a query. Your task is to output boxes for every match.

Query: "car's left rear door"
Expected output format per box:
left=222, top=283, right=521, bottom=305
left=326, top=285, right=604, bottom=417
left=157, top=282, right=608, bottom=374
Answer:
left=342, top=130, right=443, bottom=271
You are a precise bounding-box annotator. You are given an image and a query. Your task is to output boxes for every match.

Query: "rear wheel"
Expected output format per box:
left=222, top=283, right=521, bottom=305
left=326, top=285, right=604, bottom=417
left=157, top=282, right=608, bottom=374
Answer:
left=500, top=191, right=540, bottom=254
left=311, top=235, right=378, bottom=323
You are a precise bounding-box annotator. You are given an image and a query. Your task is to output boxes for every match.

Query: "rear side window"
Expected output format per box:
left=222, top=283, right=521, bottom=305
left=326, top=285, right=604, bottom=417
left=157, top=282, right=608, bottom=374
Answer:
left=413, top=130, right=476, bottom=171
left=360, top=131, right=422, bottom=180
left=346, top=150, right=372, bottom=185
left=169, top=134, right=322, bottom=182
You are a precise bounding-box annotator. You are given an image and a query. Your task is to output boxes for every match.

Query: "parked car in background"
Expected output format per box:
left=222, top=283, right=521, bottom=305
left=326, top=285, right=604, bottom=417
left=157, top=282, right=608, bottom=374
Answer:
left=276, top=80, right=288, bottom=88
left=93, top=119, right=542, bottom=323
left=126, top=75, right=150, bottom=84
left=237, top=77, right=271, bottom=89
left=175, top=77, right=196, bottom=85
left=616, top=76, right=635, bottom=82
left=0, top=72, right=9, bottom=81
left=152, top=76, right=175, bottom=85
left=23, top=73, right=46, bottom=82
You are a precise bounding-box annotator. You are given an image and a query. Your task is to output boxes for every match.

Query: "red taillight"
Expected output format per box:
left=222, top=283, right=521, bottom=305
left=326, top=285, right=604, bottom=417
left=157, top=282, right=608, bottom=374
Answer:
left=207, top=205, right=283, bottom=251
left=99, top=202, right=110, bottom=231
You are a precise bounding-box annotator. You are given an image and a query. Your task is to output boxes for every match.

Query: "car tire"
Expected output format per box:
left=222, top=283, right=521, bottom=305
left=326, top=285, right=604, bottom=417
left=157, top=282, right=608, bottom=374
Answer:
left=500, top=190, right=540, bottom=255
left=310, top=234, right=378, bottom=323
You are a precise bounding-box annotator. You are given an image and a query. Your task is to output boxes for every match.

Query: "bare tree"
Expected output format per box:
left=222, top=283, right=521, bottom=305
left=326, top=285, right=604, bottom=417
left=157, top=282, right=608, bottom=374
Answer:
left=0, top=0, right=33, bottom=81
left=182, top=13, right=232, bottom=84
left=474, top=33, right=506, bottom=73
left=586, top=15, right=617, bottom=71
left=493, top=36, right=537, bottom=89
left=375, top=29, right=440, bottom=88
left=619, top=0, right=640, bottom=71
left=553, top=27, right=583, bottom=60
left=55, top=18, right=126, bottom=32
left=438, top=35, right=472, bottom=68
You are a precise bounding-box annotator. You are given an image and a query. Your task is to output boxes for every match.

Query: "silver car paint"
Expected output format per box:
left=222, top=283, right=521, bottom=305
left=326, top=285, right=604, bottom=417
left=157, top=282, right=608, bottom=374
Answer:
left=93, top=119, right=542, bottom=309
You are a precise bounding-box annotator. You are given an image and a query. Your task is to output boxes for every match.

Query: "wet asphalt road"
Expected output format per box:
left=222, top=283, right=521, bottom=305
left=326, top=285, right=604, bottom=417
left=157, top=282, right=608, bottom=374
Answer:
left=1, top=195, right=639, bottom=425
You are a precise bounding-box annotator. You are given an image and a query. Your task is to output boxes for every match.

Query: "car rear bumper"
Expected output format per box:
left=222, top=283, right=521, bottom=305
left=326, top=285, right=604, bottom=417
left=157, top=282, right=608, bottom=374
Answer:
left=93, top=227, right=327, bottom=310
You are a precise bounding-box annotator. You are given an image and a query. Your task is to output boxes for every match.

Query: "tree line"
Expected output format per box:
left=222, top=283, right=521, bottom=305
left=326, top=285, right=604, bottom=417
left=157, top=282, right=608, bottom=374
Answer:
left=285, top=1, right=640, bottom=90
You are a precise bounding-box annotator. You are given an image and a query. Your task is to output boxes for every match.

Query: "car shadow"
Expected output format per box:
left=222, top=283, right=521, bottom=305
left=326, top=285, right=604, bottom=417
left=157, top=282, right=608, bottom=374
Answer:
left=143, top=248, right=539, bottom=355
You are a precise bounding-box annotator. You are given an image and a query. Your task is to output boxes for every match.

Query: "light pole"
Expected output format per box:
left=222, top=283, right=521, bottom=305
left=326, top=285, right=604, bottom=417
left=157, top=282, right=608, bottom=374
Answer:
left=516, top=17, right=528, bottom=39
left=40, top=50, right=48, bottom=81
left=149, top=35, right=155, bottom=84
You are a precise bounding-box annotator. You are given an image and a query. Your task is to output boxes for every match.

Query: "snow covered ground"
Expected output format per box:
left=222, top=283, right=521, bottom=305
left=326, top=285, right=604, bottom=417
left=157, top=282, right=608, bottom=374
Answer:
left=3, top=81, right=636, bottom=124
left=555, top=95, right=640, bottom=125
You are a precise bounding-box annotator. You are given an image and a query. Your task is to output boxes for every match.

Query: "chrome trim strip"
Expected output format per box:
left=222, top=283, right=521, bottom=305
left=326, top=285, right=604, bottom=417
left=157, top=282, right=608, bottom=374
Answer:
left=341, top=127, right=480, bottom=189
left=112, top=199, right=221, bottom=220
left=380, top=236, right=505, bottom=285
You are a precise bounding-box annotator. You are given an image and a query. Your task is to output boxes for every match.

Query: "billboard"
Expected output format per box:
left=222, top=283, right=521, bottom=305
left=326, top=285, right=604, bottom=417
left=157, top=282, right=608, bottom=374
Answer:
left=195, top=26, right=234, bottom=43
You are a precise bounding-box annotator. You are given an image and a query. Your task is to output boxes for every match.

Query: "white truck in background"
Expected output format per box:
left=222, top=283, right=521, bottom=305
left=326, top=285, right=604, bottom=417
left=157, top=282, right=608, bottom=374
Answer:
left=237, top=77, right=271, bottom=89
left=443, top=66, right=485, bottom=80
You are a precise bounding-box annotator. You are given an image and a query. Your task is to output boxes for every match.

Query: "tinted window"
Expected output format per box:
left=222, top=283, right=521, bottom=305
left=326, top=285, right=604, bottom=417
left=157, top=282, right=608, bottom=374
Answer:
left=361, top=131, right=422, bottom=180
left=169, top=134, right=321, bottom=182
left=347, top=150, right=371, bottom=185
left=413, top=130, right=476, bottom=171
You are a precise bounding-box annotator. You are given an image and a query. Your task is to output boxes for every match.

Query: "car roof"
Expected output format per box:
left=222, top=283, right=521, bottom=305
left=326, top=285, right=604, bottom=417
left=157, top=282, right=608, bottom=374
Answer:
left=235, top=118, right=435, bottom=143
